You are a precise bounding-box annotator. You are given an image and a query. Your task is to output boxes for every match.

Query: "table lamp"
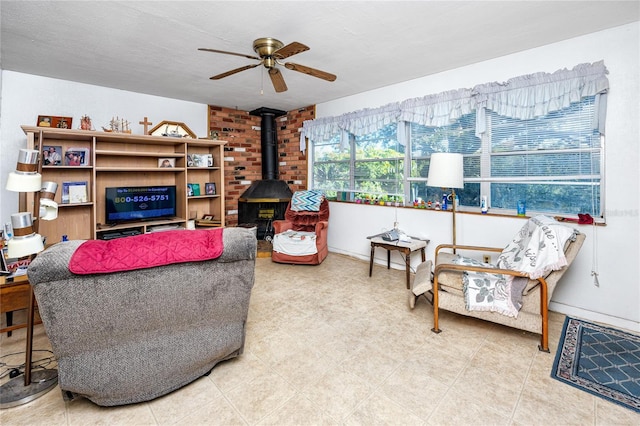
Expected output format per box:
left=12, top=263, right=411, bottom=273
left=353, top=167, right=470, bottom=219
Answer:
left=0, top=149, right=58, bottom=409
left=427, top=153, right=464, bottom=252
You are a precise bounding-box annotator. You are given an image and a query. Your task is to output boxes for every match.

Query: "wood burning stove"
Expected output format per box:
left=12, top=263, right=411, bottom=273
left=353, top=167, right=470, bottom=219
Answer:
left=238, top=107, right=293, bottom=240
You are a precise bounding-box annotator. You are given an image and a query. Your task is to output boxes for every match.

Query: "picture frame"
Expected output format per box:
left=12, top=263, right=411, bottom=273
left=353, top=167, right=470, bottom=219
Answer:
left=62, top=181, right=88, bottom=204
left=1, top=253, right=9, bottom=275
left=42, top=145, right=63, bottom=166
left=64, top=147, right=89, bottom=166
left=148, top=120, right=197, bottom=138
left=205, top=182, right=216, bottom=195
left=38, top=115, right=73, bottom=129
left=158, top=158, right=175, bottom=168
left=196, top=214, right=221, bottom=227
left=189, top=153, right=210, bottom=168
left=187, top=183, right=201, bottom=196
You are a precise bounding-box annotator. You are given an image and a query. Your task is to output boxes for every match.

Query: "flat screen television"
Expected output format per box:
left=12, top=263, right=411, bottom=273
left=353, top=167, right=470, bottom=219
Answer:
left=105, top=185, right=177, bottom=224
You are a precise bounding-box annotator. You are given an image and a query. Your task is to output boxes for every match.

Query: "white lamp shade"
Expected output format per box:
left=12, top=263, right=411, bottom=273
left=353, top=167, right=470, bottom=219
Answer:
left=427, top=153, right=464, bottom=189
left=7, top=212, right=44, bottom=257
left=6, top=171, right=42, bottom=192
left=7, top=233, right=44, bottom=258
left=6, top=148, right=42, bottom=192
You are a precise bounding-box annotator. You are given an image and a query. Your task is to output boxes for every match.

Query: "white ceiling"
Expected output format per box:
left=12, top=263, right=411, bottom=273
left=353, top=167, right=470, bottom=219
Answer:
left=1, top=1, right=638, bottom=112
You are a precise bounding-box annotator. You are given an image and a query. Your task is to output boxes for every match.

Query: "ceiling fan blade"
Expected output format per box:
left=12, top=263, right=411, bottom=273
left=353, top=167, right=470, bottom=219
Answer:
left=284, top=62, right=337, bottom=82
left=273, top=42, right=309, bottom=60
left=210, top=63, right=261, bottom=80
left=268, top=68, right=288, bottom=93
left=198, top=47, right=260, bottom=61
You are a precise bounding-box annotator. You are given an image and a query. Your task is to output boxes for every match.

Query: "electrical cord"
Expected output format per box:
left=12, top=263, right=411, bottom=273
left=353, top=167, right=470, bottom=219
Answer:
left=0, top=349, right=56, bottom=379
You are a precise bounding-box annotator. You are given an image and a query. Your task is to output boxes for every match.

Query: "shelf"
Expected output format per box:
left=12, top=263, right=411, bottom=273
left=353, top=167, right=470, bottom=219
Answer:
left=59, top=202, right=94, bottom=207
left=97, top=217, right=186, bottom=232
left=43, top=165, right=92, bottom=170
left=188, top=195, right=220, bottom=199
left=23, top=126, right=192, bottom=145
left=96, top=150, right=186, bottom=158
left=96, top=167, right=186, bottom=172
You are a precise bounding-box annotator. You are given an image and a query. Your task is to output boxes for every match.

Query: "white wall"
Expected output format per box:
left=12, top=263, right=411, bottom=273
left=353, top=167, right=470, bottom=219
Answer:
left=0, top=72, right=208, bottom=223
left=318, top=23, right=640, bottom=332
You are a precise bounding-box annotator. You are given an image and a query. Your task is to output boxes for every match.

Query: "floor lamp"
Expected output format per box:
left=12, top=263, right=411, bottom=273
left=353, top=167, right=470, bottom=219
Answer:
left=0, top=149, right=59, bottom=409
left=427, top=153, right=464, bottom=253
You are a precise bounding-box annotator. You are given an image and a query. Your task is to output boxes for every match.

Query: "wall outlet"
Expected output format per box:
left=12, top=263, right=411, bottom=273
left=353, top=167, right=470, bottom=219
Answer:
left=483, top=255, right=491, bottom=263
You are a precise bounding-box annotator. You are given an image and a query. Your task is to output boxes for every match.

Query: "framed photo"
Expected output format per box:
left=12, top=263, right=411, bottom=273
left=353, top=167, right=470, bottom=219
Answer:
left=189, top=153, right=209, bottom=168
left=158, top=158, right=175, bottom=168
left=1, top=253, right=9, bottom=275
left=42, top=145, right=63, bottom=166
left=205, top=182, right=216, bottom=195
left=64, top=147, right=89, bottom=166
left=38, top=115, right=72, bottom=129
left=62, top=181, right=88, bottom=204
left=187, top=183, right=201, bottom=196
left=148, top=121, right=196, bottom=138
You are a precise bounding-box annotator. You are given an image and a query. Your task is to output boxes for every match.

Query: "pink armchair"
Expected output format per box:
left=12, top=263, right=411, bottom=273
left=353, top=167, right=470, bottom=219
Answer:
left=271, top=198, right=329, bottom=265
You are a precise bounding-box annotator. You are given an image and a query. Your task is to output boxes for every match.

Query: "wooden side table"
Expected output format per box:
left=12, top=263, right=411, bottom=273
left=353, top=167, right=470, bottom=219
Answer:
left=368, top=237, right=429, bottom=289
left=1, top=275, right=41, bottom=335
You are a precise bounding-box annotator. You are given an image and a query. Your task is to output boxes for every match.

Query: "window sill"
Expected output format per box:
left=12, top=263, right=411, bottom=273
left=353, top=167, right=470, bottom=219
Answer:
left=328, top=200, right=606, bottom=225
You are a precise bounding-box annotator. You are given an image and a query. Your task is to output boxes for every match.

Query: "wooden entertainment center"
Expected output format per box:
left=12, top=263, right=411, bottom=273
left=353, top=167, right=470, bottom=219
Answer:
left=21, top=125, right=226, bottom=242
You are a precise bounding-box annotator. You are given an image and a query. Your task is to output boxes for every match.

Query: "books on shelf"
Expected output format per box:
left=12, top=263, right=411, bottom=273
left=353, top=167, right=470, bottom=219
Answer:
left=62, top=181, right=88, bottom=203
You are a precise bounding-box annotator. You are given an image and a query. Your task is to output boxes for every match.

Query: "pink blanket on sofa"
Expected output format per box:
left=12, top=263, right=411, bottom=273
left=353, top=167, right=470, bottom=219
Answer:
left=69, top=228, right=224, bottom=274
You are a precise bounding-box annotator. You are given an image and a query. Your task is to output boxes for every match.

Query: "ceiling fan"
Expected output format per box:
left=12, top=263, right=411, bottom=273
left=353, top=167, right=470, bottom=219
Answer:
left=198, top=38, right=337, bottom=93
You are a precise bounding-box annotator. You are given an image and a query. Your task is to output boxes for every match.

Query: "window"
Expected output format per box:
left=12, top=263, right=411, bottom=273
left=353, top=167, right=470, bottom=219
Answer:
left=486, top=96, right=601, bottom=216
left=354, top=124, right=403, bottom=197
left=312, top=132, right=349, bottom=193
left=311, top=96, right=602, bottom=217
left=408, top=112, right=480, bottom=207
left=312, top=125, right=404, bottom=203
left=306, top=62, right=607, bottom=217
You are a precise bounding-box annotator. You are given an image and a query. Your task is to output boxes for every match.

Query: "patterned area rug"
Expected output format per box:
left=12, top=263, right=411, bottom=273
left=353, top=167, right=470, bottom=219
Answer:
left=552, top=317, right=640, bottom=413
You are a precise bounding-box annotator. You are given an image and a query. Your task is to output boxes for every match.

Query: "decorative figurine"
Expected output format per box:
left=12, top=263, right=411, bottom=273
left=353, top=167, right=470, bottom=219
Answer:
left=80, top=115, right=93, bottom=130
left=102, top=116, right=131, bottom=133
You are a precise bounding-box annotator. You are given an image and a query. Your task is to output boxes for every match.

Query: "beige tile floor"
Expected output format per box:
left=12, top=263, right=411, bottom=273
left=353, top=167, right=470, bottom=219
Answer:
left=1, top=253, right=639, bottom=425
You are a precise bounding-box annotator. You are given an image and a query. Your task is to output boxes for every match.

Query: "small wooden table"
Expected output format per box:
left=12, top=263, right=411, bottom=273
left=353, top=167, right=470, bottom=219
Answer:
left=0, top=274, right=40, bottom=335
left=368, top=236, right=429, bottom=289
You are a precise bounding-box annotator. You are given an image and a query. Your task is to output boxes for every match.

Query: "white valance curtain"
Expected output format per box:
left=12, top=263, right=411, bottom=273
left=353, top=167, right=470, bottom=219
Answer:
left=398, top=88, right=474, bottom=127
left=300, top=61, right=609, bottom=152
left=473, top=61, right=609, bottom=136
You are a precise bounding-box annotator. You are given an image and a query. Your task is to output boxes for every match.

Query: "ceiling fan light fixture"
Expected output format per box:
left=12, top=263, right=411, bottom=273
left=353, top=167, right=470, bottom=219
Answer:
left=253, top=38, right=284, bottom=57
left=200, top=37, right=336, bottom=93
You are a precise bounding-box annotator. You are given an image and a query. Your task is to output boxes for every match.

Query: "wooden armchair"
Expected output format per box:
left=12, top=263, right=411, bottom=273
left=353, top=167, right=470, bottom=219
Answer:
left=429, top=218, right=585, bottom=352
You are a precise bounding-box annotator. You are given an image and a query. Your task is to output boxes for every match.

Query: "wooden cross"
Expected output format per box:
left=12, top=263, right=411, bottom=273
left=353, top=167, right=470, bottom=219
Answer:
left=139, top=117, right=152, bottom=135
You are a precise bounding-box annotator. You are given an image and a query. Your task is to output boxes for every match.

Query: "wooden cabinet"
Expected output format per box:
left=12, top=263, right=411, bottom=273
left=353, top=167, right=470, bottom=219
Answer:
left=21, top=126, right=226, bottom=241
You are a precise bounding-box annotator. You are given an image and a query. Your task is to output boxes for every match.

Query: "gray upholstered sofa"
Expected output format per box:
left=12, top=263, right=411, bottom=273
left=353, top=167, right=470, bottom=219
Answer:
left=27, top=227, right=257, bottom=406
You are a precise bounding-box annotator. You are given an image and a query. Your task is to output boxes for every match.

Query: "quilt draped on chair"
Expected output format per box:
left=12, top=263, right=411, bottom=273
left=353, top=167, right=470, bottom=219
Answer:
left=457, top=215, right=578, bottom=317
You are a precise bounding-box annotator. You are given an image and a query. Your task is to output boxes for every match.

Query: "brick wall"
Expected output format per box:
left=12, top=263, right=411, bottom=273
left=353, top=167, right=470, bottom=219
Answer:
left=208, top=105, right=315, bottom=226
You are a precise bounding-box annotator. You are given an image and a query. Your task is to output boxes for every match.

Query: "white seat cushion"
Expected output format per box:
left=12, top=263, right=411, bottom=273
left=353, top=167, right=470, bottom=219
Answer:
left=272, top=230, right=318, bottom=256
